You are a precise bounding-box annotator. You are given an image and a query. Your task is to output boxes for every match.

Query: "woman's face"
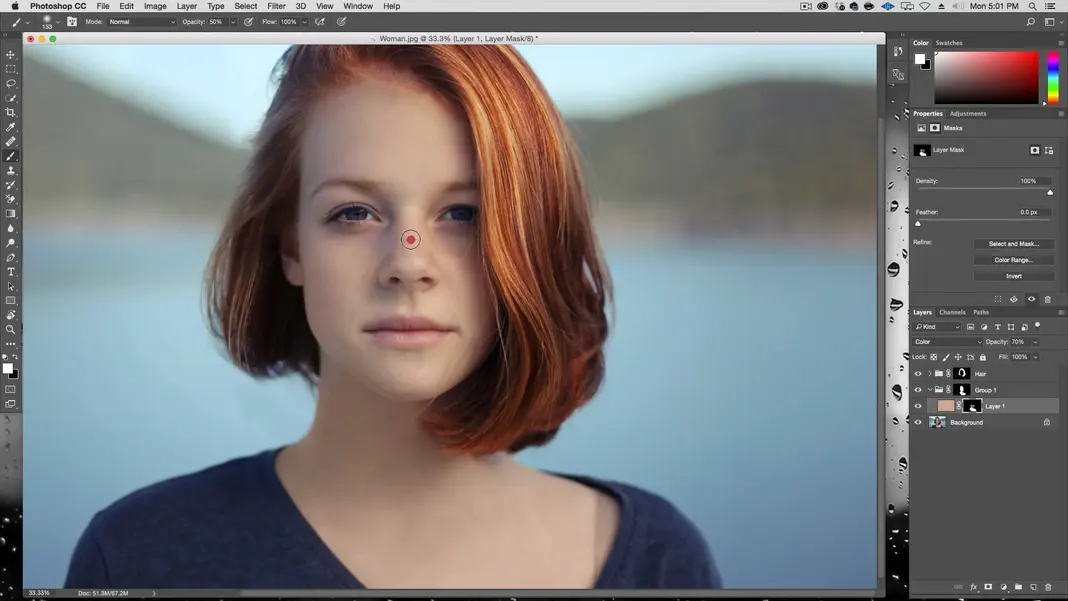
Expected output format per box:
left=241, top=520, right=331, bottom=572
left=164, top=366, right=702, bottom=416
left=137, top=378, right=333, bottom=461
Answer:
left=284, top=76, right=498, bottom=402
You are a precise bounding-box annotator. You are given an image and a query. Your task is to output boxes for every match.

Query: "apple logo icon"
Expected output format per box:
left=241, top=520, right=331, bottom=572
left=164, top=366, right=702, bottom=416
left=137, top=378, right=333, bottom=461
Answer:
left=11, top=2, right=18, bottom=9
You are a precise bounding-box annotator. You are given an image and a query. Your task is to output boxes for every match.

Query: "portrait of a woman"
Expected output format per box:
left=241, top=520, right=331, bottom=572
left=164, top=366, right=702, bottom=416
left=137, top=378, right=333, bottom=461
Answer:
left=63, top=45, right=721, bottom=590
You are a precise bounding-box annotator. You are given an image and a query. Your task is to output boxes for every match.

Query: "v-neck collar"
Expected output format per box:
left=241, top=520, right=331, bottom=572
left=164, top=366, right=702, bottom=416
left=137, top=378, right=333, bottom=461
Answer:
left=256, top=447, right=636, bottom=589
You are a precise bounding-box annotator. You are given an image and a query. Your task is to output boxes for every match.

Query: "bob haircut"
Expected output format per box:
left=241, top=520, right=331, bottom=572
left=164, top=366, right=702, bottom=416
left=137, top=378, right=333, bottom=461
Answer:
left=205, top=45, right=612, bottom=455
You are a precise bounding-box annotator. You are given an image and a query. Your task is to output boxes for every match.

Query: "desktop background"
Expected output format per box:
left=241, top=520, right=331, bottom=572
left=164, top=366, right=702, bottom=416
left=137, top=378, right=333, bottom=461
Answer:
left=15, top=43, right=879, bottom=589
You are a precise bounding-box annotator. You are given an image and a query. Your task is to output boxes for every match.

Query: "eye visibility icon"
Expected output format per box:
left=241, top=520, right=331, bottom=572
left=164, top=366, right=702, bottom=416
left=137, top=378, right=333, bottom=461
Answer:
left=401, top=229, right=421, bottom=250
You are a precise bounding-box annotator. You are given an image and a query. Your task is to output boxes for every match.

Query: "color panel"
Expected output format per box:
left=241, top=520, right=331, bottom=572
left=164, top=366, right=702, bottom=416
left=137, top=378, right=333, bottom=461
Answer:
left=1048, top=51, right=1060, bottom=105
left=933, top=51, right=1040, bottom=105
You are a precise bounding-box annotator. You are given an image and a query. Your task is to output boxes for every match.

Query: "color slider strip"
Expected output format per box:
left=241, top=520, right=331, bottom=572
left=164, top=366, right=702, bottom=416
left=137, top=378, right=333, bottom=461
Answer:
left=1048, top=51, right=1060, bottom=105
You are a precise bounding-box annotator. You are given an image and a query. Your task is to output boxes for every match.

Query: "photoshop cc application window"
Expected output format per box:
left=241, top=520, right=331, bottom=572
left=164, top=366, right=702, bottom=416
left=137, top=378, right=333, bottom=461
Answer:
left=0, top=0, right=1065, bottom=599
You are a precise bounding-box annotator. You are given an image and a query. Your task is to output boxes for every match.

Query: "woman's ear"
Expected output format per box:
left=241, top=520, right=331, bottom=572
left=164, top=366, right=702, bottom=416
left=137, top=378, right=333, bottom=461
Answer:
left=280, top=223, right=305, bottom=287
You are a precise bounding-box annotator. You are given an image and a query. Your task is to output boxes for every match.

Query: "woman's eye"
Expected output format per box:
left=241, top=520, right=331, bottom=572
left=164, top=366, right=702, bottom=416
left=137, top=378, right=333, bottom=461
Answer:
left=442, top=205, right=478, bottom=222
left=331, top=205, right=373, bottom=222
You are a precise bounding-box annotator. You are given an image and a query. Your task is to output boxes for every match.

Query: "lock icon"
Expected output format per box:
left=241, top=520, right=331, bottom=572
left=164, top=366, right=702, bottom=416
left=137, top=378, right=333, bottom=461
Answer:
left=979, top=354, right=986, bottom=362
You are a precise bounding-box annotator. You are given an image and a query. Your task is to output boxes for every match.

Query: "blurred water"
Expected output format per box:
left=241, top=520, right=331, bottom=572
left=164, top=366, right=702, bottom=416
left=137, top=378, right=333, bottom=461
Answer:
left=22, top=229, right=878, bottom=590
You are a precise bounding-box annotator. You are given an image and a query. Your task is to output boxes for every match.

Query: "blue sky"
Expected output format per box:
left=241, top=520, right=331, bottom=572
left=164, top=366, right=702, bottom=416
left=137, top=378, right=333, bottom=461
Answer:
left=30, top=44, right=875, bottom=147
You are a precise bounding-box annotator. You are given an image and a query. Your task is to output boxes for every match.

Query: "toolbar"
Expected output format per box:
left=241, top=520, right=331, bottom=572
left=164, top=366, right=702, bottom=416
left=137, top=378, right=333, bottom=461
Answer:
left=0, top=34, right=20, bottom=416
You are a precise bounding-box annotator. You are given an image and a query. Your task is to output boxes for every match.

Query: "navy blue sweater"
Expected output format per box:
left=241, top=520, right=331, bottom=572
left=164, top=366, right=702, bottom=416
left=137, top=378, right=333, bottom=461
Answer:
left=65, top=449, right=721, bottom=589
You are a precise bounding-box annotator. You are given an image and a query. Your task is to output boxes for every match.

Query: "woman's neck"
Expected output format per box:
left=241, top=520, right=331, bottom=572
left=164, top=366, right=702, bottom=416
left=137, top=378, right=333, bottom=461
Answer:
left=279, top=365, right=512, bottom=506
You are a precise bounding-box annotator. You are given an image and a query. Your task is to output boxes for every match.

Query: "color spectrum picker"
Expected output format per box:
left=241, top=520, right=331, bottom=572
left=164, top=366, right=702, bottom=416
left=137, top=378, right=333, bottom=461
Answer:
left=933, top=51, right=1040, bottom=105
left=1049, top=51, right=1060, bottom=106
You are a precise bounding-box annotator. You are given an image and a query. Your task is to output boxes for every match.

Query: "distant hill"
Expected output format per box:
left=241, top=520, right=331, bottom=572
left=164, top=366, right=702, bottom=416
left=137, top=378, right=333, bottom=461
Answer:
left=23, top=56, right=876, bottom=231
left=23, top=57, right=249, bottom=219
left=568, top=81, right=876, bottom=210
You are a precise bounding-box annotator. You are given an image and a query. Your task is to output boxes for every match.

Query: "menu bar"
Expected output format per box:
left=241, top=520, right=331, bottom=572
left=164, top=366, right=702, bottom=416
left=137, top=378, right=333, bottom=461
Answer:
left=3, top=11, right=1064, bottom=31
left=8, top=0, right=837, bottom=12
left=0, top=0, right=1062, bottom=12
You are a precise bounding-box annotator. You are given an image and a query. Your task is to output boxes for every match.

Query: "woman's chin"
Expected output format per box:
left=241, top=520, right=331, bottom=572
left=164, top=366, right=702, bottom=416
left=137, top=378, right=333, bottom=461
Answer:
left=326, top=352, right=478, bottom=402
left=358, top=354, right=472, bottom=397
left=365, top=372, right=459, bottom=403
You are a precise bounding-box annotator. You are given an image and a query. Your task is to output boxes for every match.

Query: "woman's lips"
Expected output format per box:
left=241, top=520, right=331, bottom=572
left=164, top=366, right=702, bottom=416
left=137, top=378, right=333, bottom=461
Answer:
left=366, top=329, right=451, bottom=349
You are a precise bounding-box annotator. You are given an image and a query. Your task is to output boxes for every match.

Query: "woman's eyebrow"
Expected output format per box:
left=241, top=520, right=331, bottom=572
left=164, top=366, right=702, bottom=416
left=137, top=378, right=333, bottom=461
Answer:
left=308, top=177, right=478, bottom=203
left=309, top=178, right=389, bottom=202
left=440, top=180, right=478, bottom=194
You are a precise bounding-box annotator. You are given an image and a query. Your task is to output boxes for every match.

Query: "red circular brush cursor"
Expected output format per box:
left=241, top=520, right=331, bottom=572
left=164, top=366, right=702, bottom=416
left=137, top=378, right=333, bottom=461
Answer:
left=401, top=229, right=421, bottom=250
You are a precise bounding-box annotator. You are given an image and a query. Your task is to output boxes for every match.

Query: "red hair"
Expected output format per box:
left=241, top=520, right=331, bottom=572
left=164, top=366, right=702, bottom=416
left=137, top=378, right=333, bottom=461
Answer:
left=204, top=45, right=611, bottom=454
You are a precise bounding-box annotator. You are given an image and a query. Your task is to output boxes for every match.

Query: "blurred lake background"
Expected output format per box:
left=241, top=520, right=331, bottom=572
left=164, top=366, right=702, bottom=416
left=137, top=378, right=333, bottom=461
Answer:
left=17, top=44, right=879, bottom=590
